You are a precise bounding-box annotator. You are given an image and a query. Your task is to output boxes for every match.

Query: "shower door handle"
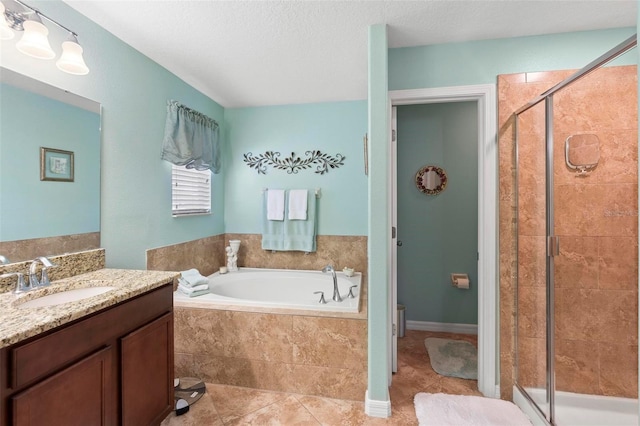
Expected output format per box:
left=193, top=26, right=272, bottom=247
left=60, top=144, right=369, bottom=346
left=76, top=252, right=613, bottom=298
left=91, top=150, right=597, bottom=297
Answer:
left=547, top=236, right=560, bottom=257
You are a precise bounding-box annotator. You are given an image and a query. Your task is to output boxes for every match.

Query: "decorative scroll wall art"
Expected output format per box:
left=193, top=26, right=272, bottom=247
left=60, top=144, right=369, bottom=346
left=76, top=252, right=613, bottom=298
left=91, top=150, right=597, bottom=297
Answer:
left=243, top=150, right=345, bottom=175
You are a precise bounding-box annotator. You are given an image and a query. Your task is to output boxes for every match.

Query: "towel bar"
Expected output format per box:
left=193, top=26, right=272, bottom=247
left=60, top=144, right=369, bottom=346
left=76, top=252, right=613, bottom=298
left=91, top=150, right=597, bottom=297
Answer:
left=262, top=188, right=322, bottom=198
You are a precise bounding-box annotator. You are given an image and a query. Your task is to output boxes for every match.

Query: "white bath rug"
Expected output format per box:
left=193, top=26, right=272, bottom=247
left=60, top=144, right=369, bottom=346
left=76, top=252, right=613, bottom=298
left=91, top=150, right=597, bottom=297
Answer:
left=414, top=393, right=532, bottom=426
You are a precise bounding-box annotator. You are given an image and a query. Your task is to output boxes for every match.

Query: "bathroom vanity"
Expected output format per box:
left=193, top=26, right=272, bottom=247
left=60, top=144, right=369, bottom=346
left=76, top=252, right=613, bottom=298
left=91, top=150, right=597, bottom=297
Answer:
left=0, top=269, right=178, bottom=426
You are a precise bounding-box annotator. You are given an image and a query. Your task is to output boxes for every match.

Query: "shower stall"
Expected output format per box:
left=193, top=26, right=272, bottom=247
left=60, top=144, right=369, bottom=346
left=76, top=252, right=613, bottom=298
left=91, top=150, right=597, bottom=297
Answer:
left=513, top=34, right=639, bottom=425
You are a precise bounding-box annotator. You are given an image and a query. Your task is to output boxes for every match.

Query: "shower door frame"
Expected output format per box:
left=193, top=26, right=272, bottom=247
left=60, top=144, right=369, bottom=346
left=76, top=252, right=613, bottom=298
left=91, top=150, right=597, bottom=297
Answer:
left=513, top=33, right=637, bottom=425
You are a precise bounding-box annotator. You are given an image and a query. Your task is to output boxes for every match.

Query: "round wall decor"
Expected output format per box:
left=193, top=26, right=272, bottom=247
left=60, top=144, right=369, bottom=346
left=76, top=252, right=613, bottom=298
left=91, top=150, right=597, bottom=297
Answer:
left=415, top=165, right=447, bottom=195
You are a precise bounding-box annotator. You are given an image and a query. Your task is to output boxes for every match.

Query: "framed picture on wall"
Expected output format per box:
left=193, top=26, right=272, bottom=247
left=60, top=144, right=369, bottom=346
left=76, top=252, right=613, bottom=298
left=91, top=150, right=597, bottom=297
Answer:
left=40, top=147, right=74, bottom=182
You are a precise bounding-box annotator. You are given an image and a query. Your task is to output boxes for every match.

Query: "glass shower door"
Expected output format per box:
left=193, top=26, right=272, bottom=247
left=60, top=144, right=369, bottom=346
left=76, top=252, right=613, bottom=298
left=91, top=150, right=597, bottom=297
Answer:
left=515, top=99, right=550, bottom=421
left=551, top=63, right=639, bottom=426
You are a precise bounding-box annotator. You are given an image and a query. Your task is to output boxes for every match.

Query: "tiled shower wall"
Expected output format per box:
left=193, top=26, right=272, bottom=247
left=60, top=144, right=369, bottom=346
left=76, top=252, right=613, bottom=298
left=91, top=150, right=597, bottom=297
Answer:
left=147, top=233, right=368, bottom=399
left=499, top=66, right=638, bottom=399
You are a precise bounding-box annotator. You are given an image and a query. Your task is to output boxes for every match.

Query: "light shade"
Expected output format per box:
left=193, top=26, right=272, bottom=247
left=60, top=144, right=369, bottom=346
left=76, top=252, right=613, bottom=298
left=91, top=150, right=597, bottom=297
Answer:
left=15, top=18, right=54, bottom=59
left=0, top=3, right=15, bottom=40
left=56, top=37, right=89, bottom=75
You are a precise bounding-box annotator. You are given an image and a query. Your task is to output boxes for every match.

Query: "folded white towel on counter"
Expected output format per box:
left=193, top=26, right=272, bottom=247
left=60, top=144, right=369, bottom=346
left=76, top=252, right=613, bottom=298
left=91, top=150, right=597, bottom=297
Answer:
left=267, top=189, right=285, bottom=221
left=288, top=189, right=308, bottom=220
left=180, top=268, right=208, bottom=286
left=178, top=282, right=209, bottom=294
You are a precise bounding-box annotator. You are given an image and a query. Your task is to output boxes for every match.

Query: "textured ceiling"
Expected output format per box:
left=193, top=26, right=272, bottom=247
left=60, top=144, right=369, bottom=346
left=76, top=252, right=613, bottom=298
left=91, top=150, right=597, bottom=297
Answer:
left=63, top=1, right=637, bottom=108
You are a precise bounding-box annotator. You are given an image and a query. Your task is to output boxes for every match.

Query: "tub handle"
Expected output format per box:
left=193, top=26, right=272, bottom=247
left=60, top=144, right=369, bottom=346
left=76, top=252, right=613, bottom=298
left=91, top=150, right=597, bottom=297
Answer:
left=347, top=285, right=357, bottom=299
left=313, top=291, right=328, bottom=304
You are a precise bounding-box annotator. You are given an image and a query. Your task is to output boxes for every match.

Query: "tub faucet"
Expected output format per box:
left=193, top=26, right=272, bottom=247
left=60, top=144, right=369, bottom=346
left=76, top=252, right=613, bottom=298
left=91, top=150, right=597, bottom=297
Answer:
left=322, top=264, right=342, bottom=302
left=29, top=256, right=56, bottom=288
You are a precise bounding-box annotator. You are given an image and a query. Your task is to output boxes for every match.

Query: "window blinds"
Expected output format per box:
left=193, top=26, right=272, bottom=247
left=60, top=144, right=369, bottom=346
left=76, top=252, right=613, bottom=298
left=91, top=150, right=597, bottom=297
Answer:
left=172, top=165, right=211, bottom=216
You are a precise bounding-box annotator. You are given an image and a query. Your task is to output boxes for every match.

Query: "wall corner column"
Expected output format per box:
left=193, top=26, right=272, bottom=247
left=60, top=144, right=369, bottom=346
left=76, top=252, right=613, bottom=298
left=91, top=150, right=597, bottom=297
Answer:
left=365, top=23, right=391, bottom=418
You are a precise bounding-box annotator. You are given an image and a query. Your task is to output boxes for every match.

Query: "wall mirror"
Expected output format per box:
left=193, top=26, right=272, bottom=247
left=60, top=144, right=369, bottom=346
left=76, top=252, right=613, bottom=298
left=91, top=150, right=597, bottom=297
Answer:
left=415, top=165, right=447, bottom=195
left=565, top=133, right=600, bottom=175
left=0, top=67, right=101, bottom=263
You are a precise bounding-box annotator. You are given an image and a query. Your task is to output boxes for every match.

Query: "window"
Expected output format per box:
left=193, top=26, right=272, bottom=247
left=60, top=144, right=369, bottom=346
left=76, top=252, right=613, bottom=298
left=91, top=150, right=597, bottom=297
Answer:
left=171, top=165, right=211, bottom=216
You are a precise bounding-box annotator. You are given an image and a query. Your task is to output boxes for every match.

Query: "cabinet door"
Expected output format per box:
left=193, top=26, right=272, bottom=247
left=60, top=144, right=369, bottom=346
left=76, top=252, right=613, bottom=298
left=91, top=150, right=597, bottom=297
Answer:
left=121, top=313, right=173, bottom=426
left=12, top=346, right=114, bottom=426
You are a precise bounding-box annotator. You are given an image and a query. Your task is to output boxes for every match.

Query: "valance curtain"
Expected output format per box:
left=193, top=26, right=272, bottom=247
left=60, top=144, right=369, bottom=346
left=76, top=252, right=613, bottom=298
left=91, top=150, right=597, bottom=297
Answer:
left=161, top=100, right=221, bottom=173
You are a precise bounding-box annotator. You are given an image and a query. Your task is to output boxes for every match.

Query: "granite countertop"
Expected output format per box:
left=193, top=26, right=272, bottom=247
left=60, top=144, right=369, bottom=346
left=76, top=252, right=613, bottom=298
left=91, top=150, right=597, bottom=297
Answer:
left=0, top=268, right=179, bottom=349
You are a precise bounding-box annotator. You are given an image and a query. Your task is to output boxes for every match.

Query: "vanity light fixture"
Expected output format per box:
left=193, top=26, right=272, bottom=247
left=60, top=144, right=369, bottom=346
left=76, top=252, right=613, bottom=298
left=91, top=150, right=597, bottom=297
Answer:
left=15, top=13, right=54, bottom=59
left=0, top=0, right=89, bottom=75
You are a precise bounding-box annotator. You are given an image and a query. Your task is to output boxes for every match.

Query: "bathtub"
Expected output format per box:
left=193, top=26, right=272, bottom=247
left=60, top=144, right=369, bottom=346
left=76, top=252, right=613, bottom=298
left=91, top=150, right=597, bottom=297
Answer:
left=173, top=267, right=361, bottom=313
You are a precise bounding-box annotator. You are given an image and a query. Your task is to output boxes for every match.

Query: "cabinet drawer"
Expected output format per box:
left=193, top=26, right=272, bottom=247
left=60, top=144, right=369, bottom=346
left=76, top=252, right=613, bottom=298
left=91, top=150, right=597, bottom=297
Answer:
left=10, top=284, right=172, bottom=390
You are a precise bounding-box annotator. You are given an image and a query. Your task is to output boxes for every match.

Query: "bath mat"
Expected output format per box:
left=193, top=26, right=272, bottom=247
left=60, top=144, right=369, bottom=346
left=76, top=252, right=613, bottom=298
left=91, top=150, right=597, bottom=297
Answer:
left=414, top=393, right=532, bottom=426
left=424, top=337, right=477, bottom=380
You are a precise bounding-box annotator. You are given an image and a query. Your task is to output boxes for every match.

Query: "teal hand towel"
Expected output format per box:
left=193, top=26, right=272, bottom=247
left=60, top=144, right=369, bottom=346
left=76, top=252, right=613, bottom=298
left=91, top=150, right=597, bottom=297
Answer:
left=184, top=289, right=210, bottom=298
left=283, top=191, right=316, bottom=252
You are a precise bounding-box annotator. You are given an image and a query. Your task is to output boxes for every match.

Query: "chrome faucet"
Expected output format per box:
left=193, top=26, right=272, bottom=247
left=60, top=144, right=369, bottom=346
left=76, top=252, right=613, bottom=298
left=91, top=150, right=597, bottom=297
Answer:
left=322, top=264, right=342, bottom=302
left=29, top=256, right=56, bottom=288
left=0, top=272, right=28, bottom=293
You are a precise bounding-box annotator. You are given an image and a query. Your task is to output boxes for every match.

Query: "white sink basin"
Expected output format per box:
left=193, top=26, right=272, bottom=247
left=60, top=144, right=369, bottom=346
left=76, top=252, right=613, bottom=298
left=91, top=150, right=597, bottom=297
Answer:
left=18, top=286, right=116, bottom=308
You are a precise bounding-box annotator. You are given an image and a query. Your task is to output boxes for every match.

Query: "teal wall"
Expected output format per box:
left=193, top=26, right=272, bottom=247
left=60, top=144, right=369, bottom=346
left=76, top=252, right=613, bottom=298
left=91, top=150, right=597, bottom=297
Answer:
left=223, top=101, right=367, bottom=235
left=396, top=102, right=478, bottom=324
left=0, top=1, right=225, bottom=269
left=389, top=28, right=637, bottom=91
left=0, top=83, right=100, bottom=241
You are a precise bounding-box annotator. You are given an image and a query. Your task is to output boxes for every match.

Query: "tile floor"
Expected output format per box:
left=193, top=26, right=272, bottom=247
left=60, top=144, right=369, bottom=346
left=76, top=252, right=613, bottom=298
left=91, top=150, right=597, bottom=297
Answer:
left=161, top=330, right=481, bottom=425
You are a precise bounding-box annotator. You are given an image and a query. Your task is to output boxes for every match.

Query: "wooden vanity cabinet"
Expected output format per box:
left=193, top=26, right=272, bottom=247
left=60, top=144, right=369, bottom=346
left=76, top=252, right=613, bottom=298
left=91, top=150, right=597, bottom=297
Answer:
left=0, top=283, right=174, bottom=426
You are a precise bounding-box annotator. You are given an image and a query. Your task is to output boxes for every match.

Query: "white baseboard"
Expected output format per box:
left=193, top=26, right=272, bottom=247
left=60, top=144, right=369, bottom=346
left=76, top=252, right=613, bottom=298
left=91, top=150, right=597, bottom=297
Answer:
left=364, top=390, right=391, bottom=418
left=406, top=320, right=478, bottom=335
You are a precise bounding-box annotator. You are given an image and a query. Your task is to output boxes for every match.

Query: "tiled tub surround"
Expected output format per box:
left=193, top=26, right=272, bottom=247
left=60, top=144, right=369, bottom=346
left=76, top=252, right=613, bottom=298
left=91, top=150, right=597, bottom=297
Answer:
left=173, top=305, right=367, bottom=401
left=0, top=267, right=179, bottom=348
left=146, top=234, right=367, bottom=278
left=499, top=66, right=638, bottom=399
left=0, top=248, right=106, bottom=293
left=150, top=234, right=368, bottom=399
left=224, top=234, right=368, bottom=274
left=147, top=234, right=226, bottom=277
left=0, top=232, right=100, bottom=264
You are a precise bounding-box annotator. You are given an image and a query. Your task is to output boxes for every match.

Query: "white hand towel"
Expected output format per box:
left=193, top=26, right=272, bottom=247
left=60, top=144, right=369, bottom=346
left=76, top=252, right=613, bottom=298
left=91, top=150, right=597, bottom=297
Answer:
left=178, top=282, right=209, bottom=294
left=267, top=189, right=285, bottom=221
left=288, top=189, right=308, bottom=220
left=181, top=268, right=208, bottom=286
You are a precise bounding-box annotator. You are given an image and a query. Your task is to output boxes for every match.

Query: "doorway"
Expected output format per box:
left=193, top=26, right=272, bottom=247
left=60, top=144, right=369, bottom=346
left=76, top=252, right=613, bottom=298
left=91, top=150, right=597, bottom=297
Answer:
left=396, top=101, right=479, bottom=332
left=389, top=85, right=497, bottom=398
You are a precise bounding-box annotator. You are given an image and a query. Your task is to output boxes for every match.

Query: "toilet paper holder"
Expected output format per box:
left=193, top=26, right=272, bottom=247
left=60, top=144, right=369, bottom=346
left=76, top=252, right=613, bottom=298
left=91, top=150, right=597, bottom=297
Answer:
left=450, top=273, right=469, bottom=288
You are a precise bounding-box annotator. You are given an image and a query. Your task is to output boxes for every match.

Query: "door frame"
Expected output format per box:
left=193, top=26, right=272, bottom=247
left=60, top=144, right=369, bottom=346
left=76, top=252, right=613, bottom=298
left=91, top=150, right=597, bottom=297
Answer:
left=389, top=84, right=498, bottom=397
